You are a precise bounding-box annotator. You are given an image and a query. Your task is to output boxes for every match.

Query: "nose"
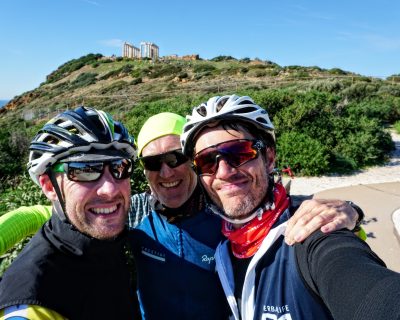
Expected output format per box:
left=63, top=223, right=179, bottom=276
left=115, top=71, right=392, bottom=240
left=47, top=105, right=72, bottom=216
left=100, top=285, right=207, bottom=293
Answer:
left=159, top=162, right=175, bottom=178
left=214, top=156, right=237, bottom=179
left=96, top=166, right=119, bottom=198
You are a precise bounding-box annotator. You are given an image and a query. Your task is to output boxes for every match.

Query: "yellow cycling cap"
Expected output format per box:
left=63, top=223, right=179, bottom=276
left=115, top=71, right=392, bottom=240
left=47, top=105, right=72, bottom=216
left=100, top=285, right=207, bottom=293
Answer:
left=137, top=112, right=186, bottom=156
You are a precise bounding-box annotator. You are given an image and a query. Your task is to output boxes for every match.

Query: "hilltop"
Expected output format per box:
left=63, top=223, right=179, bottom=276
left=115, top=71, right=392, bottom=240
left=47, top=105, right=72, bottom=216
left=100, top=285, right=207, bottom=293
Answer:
left=2, top=53, right=396, bottom=122
left=0, top=53, right=399, bottom=182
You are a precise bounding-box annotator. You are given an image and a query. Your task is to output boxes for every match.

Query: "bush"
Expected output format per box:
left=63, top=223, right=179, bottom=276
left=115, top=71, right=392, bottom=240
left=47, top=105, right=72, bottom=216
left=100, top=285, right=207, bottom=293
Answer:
left=394, top=121, right=400, bottom=134
left=341, top=82, right=379, bottom=101
left=70, top=72, right=97, bottom=89
left=193, top=63, right=216, bottom=73
left=210, top=55, right=237, bottom=62
left=141, top=64, right=183, bottom=79
left=99, top=81, right=129, bottom=94
left=130, top=77, right=142, bottom=85
left=0, top=174, right=49, bottom=214
left=0, top=127, right=30, bottom=178
left=276, top=132, right=330, bottom=176
left=328, top=68, right=348, bottom=75
left=46, top=53, right=103, bottom=83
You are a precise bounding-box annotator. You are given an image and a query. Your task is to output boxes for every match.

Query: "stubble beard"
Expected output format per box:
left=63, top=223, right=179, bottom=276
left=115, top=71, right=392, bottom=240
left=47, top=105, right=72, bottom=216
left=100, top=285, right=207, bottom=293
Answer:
left=219, top=177, right=268, bottom=220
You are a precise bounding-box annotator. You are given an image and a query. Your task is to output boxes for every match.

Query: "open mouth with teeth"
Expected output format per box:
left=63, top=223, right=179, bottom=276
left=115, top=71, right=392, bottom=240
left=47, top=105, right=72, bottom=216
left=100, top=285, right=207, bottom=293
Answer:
left=160, top=180, right=181, bottom=188
left=90, top=204, right=119, bottom=215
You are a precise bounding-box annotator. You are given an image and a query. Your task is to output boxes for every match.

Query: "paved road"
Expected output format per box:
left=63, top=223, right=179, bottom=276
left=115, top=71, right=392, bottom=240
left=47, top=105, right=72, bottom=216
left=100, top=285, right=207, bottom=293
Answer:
left=313, top=182, right=400, bottom=272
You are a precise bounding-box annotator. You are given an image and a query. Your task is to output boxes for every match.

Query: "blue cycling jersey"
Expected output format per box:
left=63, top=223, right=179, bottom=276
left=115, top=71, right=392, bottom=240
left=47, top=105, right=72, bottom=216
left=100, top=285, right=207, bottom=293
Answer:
left=128, top=192, right=230, bottom=320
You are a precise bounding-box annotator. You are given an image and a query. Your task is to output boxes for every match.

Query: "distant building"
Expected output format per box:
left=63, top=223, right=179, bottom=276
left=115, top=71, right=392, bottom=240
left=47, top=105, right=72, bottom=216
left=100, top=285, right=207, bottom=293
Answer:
left=122, top=42, right=140, bottom=59
left=122, top=40, right=199, bottom=61
left=140, top=42, right=159, bottom=60
left=122, top=41, right=159, bottom=60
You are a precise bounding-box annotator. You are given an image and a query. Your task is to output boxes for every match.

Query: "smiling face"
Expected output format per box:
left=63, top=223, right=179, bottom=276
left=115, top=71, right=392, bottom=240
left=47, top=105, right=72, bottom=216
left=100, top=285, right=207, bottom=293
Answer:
left=142, top=134, right=198, bottom=208
left=40, top=166, right=131, bottom=240
left=194, top=124, right=275, bottom=221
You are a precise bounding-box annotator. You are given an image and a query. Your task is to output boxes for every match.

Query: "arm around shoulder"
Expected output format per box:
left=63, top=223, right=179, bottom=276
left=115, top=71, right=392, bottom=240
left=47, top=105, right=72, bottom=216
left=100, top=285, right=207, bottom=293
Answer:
left=0, top=205, right=51, bottom=255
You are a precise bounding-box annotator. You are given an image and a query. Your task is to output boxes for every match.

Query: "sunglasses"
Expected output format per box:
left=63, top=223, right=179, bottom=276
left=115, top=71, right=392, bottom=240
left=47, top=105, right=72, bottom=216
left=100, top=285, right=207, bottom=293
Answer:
left=52, top=158, right=134, bottom=182
left=193, top=139, right=265, bottom=176
left=139, top=149, right=189, bottom=171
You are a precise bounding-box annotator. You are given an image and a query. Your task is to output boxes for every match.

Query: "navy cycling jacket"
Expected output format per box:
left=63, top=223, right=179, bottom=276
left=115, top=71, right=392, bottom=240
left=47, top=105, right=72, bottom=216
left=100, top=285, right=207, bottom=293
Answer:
left=128, top=192, right=230, bottom=320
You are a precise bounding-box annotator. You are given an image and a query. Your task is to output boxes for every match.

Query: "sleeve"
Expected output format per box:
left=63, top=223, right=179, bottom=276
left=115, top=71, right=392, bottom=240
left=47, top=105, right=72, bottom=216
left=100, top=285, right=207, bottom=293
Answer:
left=295, top=229, right=400, bottom=320
left=128, top=193, right=152, bottom=229
left=0, top=205, right=52, bottom=255
left=0, top=304, right=66, bottom=320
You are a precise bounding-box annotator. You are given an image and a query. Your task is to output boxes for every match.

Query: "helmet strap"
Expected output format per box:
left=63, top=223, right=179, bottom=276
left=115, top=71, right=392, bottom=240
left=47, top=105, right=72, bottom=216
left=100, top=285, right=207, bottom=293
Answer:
left=46, top=169, right=70, bottom=223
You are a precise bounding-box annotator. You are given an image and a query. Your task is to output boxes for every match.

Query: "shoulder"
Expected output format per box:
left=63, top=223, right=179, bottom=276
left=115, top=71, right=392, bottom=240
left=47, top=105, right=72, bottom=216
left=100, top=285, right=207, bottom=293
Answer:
left=128, top=192, right=152, bottom=228
left=0, top=305, right=66, bottom=320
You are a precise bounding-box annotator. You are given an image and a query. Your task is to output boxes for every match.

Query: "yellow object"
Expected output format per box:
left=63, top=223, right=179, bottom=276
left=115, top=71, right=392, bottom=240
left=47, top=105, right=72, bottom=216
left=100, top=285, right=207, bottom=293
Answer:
left=0, top=304, right=66, bottom=320
left=0, top=205, right=52, bottom=256
left=137, top=112, right=186, bottom=156
left=356, top=227, right=367, bottom=241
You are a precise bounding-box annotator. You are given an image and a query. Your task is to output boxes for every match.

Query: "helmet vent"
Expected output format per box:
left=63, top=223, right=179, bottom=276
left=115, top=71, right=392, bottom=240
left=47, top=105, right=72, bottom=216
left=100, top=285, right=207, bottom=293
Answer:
left=216, top=97, right=229, bottom=112
left=234, top=106, right=258, bottom=114
left=43, top=136, right=60, bottom=145
left=66, top=126, right=79, bottom=134
left=197, top=105, right=207, bottom=117
left=238, top=99, right=253, bottom=105
left=256, top=117, right=269, bottom=125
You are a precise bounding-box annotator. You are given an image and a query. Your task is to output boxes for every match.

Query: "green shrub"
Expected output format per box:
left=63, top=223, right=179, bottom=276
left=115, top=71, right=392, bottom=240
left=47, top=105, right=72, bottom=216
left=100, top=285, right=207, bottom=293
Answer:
left=130, top=77, right=142, bottom=85
left=247, top=69, right=266, bottom=77
left=386, top=74, right=400, bottom=83
left=144, top=64, right=182, bottom=79
left=193, top=63, right=216, bottom=73
left=341, top=82, right=379, bottom=101
left=100, top=81, right=129, bottom=94
left=46, top=53, right=103, bottom=83
left=276, top=132, right=329, bottom=176
left=0, top=127, right=30, bottom=178
left=394, top=121, right=400, bottom=134
left=0, top=174, right=49, bottom=215
left=328, top=68, right=348, bottom=75
left=210, top=55, right=237, bottom=62
left=70, top=72, right=97, bottom=89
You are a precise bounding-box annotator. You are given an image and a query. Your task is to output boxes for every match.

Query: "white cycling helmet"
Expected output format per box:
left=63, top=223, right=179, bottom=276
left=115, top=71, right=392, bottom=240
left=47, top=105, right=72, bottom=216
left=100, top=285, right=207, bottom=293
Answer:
left=181, top=94, right=275, bottom=157
left=28, top=106, right=137, bottom=186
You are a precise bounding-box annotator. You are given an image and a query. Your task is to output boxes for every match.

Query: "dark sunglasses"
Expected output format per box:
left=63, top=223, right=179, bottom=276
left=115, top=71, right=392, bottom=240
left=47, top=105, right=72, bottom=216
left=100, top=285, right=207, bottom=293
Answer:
left=193, top=139, right=265, bottom=176
left=139, top=149, right=189, bottom=171
left=52, top=158, right=134, bottom=182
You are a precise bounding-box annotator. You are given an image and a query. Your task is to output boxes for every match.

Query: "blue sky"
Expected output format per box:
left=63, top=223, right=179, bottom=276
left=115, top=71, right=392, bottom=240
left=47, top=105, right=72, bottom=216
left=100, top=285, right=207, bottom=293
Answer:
left=1, top=0, right=400, bottom=100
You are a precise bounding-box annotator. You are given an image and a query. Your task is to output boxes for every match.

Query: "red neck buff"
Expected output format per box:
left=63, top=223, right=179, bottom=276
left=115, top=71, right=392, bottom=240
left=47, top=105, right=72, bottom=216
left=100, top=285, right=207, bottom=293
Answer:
left=221, top=183, right=290, bottom=258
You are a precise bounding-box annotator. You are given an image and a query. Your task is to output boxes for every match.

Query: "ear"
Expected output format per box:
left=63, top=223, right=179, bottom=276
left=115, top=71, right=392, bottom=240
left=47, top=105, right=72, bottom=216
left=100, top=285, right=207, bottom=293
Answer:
left=39, top=174, right=59, bottom=201
left=264, top=147, right=276, bottom=174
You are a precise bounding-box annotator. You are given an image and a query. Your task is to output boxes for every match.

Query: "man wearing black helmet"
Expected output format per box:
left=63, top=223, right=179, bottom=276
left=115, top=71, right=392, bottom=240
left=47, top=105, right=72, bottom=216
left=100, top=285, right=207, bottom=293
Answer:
left=181, top=94, right=400, bottom=320
left=0, top=107, right=138, bottom=319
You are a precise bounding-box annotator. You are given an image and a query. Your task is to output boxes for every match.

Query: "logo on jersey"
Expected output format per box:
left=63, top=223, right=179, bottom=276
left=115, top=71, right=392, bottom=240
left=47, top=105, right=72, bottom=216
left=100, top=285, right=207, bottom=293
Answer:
left=201, top=255, right=215, bottom=264
left=141, top=246, right=166, bottom=262
left=262, top=305, right=292, bottom=320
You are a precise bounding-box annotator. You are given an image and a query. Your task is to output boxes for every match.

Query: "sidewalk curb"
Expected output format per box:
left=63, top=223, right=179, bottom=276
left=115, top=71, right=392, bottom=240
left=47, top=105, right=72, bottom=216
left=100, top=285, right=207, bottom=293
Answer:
left=393, top=208, right=400, bottom=243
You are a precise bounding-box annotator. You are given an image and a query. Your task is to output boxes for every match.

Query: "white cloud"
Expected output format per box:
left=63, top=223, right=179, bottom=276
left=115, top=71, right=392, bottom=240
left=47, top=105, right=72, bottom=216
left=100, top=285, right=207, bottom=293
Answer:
left=81, top=0, right=100, bottom=5
left=337, top=31, right=400, bottom=51
left=363, top=34, right=400, bottom=51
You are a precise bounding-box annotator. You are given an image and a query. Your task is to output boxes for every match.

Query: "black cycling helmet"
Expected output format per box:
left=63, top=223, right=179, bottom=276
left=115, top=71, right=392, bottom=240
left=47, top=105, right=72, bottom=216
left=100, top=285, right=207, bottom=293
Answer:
left=28, top=106, right=137, bottom=185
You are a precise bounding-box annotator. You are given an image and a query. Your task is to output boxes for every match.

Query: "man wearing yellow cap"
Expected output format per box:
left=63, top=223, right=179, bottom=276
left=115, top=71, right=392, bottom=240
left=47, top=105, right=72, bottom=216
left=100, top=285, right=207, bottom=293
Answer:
left=0, top=112, right=363, bottom=319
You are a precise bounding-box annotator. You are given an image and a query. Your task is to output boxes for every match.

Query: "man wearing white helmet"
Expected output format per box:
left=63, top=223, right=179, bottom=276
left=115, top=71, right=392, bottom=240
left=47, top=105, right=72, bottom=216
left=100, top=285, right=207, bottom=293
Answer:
left=0, top=110, right=363, bottom=319
left=181, top=94, right=400, bottom=320
left=128, top=111, right=364, bottom=319
left=0, top=106, right=138, bottom=319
